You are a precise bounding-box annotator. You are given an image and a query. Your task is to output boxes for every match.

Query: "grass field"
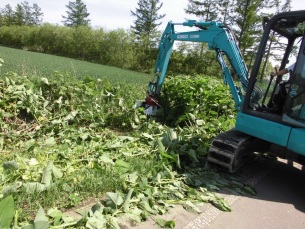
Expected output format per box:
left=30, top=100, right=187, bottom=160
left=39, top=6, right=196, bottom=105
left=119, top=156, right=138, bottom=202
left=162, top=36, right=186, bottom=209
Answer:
left=0, top=45, right=151, bottom=84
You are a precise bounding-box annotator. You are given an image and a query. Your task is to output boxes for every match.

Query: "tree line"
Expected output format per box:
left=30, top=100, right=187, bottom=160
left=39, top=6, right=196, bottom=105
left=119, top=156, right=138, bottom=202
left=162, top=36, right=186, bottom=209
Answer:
left=0, top=0, right=293, bottom=76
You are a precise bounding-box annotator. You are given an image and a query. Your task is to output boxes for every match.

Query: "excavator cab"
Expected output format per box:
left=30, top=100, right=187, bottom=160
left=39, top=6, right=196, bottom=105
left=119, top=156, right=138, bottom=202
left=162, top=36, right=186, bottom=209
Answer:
left=229, top=11, right=305, bottom=170
left=208, top=11, right=305, bottom=172
left=282, top=40, right=305, bottom=128
left=246, top=11, right=305, bottom=122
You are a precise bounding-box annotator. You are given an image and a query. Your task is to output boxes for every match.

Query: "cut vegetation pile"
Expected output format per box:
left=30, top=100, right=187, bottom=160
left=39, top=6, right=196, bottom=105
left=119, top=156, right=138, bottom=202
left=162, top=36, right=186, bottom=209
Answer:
left=0, top=54, right=256, bottom=228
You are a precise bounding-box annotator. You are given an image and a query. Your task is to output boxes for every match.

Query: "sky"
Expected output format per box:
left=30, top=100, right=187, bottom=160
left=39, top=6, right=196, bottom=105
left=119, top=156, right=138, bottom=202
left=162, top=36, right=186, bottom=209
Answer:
left=1, top=0, right=305, bottom=31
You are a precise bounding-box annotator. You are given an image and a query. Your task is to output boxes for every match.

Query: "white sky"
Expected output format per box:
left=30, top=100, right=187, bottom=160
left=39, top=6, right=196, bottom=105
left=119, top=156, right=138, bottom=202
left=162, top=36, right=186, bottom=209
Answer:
left=1, top=0, right=305, bottom=31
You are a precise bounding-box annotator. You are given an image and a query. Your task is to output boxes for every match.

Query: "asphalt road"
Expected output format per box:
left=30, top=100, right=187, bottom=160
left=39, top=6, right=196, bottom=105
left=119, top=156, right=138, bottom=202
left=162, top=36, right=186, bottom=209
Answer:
left=203, top=158, right=305, bottom=229
left=123, top=156, right=305, bottom=229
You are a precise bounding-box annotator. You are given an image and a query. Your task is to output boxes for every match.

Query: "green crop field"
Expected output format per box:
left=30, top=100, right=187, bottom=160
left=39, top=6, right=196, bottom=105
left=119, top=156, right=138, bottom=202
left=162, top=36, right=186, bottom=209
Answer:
left=0, top=45, right=150, bottom=84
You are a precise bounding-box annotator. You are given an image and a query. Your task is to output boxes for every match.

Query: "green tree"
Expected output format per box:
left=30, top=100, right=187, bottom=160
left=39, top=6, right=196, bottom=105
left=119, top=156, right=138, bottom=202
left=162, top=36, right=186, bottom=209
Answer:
left=259, top=0, right=292, bottom=80
left=131, top=0, right=165, bottom=45
left=14, top=4, right=24, bottom=26
left=232, top=0, right=275, bottom=71
left=185, top=0, right=224, bottom=76
left=131, top=0, right=165, bottom=72
left=20, top=1, right=43, bottom=25
left=30, top=3, right=44, bottom=25
left=0, top=2, right=43, bottom=26
left=62, top=0, right=90, bottom=27
left=0, top=4, right=15, bottom=26
left=185, top=0, right=219, bottom=21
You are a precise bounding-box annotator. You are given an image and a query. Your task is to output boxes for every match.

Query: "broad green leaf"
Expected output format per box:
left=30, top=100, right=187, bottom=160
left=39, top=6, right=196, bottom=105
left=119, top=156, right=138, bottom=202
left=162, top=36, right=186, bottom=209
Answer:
left=162, top=164, right=175, bottom=179
left=157, top=138, right=165, bottom=153
left=90, top=203, right=104, bottom=215
left=0, top=137, right=3, bottom=150
left=173, top=191, right=184, bottom=199
left=139, top=198, right=157, bottom=214
left=52, top=164, right=63, bottom=178
left=47, top=208, right=62, bottom=218
left=184, top=201, right=201, bottom=214
left=168, top=128, right=177, bottom=140
left=210, top=198, right=231, bottom=212
left=125, top=207, right=142, bottom=223
left=1, top=112, right=12, bottom=118
left=34, top=220, right=50, bottom=228
left=156, top=219, right=176, bottom=228
left=178, top=144, right=188, bottom=153
left=55, top=96, right=63, bottom=104
left=106, top=215, right=121, bottom=229
left=3, top=161, right=19, bottom=170
left=34, top=207, right=49, bottom=229
left=41, top=162, right=53, bottom=185
left=108, top=142, right=122, bottom=149
left=43, top=101, right=49, bottom=109
left=98, top=155, right=114, bottom=165
left=105, top=192, right=124, bottom=209
left=199, top=195, right=212, bottom=202
left=156, top=218, right=166, bottom=227
left=2, top=182, right=22, bottom=195
left=64, top=111, right=78, bottom=121
left=86, top=211, right=106, bottom=229
left=62, top=214, right=75, bottom=223
left=114, top=160, right=130, bottom=174
left=187, top=149, right=200, bottom=163
left=24, top=139, right=36, bottom=149
left=125, top=172, right=138, bottom=183
left=122, top=188, right=134, bottom=212
left=196, top=147, right=208, bottom=156
left=24, top=182, right=47, bottom=193
left=142, top=133, right=154, bottom=140
left=45, top=137, right=56, bottom=146
left=0, top=195, right=14, bottom=229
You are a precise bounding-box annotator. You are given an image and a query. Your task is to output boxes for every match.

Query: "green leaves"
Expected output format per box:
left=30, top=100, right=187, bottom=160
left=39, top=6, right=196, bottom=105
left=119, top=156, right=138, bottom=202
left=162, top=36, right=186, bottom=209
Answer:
left=105, top=192, right=124, bottom=209
left=156, top=219, right=176, bottom=229
left=41, top=162, right=53, bottom=186
left=139, top=197, right=157, bottom=215
left=0, top=195, right=14, bottom=229
left=34, top=207, right=50, bottom=229
left=159, top=75, right=236, bottom=136
left=0, top=72, right=257, bottom=228
left=114, top=160, right=131, bottom=174
left=3, top=161, right=19, bottom=170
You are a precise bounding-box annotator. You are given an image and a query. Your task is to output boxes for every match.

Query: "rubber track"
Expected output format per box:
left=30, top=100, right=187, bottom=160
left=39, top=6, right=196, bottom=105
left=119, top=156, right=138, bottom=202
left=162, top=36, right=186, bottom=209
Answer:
left=207, top=129, right=255, bottom=173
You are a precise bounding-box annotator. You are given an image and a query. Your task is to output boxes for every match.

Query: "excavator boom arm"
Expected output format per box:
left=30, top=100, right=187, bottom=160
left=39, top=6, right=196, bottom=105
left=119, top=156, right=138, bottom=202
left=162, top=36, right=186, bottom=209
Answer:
left=148, top=20, right=249, bottom=112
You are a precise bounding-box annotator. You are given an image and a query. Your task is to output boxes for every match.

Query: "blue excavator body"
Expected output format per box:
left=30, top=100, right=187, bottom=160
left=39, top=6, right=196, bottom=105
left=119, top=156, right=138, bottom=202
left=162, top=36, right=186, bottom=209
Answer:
left=142, top=10, right=305, bottom=172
